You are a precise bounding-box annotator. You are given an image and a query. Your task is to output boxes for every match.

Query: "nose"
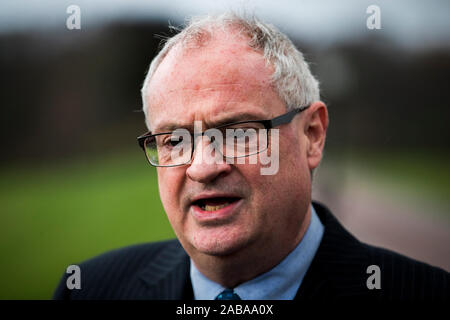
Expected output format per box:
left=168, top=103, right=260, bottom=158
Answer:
left=186, top=136, right=232, bottom=183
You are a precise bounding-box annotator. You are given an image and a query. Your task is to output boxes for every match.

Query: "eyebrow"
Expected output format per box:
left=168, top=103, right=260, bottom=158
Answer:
left=154, top=111, right=269, bottom=133
left=153, top=123, right=194, bottom=134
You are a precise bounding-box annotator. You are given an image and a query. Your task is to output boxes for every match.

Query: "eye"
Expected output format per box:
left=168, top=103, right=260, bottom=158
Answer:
left=227, top=128, right=256, bottom=139
left=234, top=129, right=247, bottom=138
left=164, top=135, right=184, bottom=147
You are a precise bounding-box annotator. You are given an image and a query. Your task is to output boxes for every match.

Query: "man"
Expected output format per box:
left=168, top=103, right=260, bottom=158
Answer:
left=54, top=13, right=449, bottom=300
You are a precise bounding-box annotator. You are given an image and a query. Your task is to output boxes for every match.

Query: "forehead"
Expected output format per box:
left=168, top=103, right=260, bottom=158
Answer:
left=145, top=31, right=284, bottom=131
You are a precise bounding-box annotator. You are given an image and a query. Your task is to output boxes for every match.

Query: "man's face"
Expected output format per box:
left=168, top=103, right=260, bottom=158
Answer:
left=144, top=33, right=319, bottom=259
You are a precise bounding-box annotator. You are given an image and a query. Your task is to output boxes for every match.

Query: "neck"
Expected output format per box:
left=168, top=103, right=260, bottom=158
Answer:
left=190, top=207, right=312, bottom=288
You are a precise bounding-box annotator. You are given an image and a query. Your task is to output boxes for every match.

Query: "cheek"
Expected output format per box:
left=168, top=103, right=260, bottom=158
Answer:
left=251, top=134, right=309, bottom=208
left=157, top=169, right=184, bottom=213
left=281, top=128, right=309, bottom=178
left=239, top=166, right=278, bottom=213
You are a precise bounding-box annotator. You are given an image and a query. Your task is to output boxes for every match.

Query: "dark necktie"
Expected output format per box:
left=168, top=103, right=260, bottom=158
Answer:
left=215, top=289, right=241, bottom=300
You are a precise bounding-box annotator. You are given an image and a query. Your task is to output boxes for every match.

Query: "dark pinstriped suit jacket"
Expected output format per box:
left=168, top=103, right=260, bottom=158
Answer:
left=53, top=202, right=449, bottom=300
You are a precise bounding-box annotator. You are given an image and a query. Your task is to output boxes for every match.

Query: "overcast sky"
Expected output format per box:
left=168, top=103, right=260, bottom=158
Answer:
left=1, top=0, right=449, bottom=48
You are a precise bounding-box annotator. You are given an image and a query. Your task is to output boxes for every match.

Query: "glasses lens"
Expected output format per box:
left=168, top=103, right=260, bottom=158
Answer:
left=145, top=131, right=192, bottom=167
left=141, top=123, right=269, bottom=166
left=144, top=136, right=159, bottom=165
left=223, top=123, right=267, bottom=158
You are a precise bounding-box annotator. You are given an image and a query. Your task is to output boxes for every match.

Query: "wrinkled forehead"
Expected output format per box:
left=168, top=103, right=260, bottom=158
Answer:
left=143, top=32, right=279, bottom=130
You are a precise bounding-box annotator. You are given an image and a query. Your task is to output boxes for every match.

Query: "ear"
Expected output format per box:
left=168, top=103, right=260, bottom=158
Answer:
left=304, top=101, right=329, bottom=170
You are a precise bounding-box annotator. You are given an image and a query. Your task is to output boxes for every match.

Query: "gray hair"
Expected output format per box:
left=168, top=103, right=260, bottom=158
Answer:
left=141, top=12, right=320, bottom=120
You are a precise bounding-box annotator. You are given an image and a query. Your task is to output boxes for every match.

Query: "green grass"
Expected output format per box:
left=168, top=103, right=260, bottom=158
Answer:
left=0, top=150, right=175, bottom=299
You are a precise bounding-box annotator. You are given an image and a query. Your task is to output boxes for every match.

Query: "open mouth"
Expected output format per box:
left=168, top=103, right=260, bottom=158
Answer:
left=192, top=197, right=241, bottom=212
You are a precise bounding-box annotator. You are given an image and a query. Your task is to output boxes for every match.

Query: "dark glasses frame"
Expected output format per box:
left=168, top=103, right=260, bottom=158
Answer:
left=137, top=105, right=310, bottom=166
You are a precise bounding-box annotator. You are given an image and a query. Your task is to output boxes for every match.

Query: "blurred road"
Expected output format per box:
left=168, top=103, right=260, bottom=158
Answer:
left=313, top=165, right=450, bottom=272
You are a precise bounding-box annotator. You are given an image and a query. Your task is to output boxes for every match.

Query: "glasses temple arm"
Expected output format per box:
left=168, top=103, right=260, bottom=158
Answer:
left=269, top=106, right=309, bottom=128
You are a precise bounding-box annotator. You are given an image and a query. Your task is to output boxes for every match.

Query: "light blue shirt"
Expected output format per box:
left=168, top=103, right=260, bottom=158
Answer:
left=190, top=204, right=324, bottom=300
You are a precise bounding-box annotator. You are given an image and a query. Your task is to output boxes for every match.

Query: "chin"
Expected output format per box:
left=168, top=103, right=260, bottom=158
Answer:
left=190, top=231, right=250, bottom=257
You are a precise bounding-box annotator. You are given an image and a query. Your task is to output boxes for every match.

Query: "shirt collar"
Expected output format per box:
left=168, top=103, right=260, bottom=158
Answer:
left=190, top=204, right=324, bottom=300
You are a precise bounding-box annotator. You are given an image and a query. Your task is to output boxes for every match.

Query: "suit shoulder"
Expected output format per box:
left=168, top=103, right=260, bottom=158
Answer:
left=81, top=238, right=182, bottom=269
left=53, top=239, right=184, bottom=299
left=361, top=242, right=449, bottom=300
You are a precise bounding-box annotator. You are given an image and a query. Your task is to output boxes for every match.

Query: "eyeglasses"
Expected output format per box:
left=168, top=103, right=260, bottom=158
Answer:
left=137, top=105, right=309, bottom=167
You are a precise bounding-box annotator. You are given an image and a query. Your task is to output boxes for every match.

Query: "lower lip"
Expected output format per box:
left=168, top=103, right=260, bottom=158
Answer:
left=191, top=199, right=243, bottom=223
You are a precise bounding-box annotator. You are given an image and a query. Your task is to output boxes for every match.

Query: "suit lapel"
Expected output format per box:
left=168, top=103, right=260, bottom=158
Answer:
left=138, top=240, right=193, bottom=300
left=295, top=202, right=372, bottom=300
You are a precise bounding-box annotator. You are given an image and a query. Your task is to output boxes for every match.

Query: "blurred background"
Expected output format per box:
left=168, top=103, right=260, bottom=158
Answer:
left=1, top=0, right=449, bottom=299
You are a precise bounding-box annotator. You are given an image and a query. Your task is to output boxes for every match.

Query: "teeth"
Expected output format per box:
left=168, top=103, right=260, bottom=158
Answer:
left=202, top=203, right=230, bottom=211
